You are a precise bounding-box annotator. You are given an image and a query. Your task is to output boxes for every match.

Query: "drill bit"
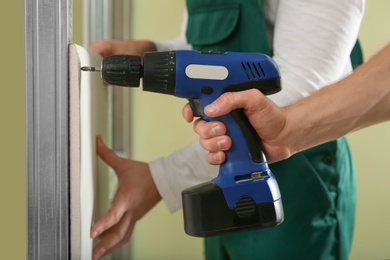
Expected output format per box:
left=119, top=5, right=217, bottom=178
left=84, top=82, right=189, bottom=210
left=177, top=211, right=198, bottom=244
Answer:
left=81, top=66, right=102, bottom=72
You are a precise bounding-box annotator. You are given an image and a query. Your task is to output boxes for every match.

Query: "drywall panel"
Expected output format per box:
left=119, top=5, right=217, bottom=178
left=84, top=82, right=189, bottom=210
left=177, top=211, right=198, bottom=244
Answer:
left=69, top=43, right=110, bottom=260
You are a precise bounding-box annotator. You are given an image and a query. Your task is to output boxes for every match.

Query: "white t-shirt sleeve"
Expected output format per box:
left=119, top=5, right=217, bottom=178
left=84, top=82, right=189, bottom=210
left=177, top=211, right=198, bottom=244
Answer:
left=268, top=0, right=365, bottom=106
left=149, top=142, right=219, bottom=213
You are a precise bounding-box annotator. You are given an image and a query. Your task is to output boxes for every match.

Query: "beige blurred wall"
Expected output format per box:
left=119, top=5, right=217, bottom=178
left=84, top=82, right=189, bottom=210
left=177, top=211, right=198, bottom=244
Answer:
left=348, top=1, right=390, bottom=259
left=129, top=2, right=203, bottom=259
left=0, top=1, right=26, bottom=259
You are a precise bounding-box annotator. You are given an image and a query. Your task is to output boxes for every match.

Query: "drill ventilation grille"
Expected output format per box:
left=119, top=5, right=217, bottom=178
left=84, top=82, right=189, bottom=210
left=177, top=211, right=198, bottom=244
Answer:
left=234, top=196, right=256, bottom=218
left=241, top=62, right=266, bottom=80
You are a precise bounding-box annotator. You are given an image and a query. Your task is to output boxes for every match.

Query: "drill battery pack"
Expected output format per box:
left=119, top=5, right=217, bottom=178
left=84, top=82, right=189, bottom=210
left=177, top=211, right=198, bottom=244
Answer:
left=182, top=180, right=284, bottom=237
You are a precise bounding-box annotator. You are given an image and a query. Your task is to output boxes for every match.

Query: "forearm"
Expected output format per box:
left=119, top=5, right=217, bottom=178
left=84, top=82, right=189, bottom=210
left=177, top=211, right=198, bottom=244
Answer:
left=285, top=44, right=390, bottom=154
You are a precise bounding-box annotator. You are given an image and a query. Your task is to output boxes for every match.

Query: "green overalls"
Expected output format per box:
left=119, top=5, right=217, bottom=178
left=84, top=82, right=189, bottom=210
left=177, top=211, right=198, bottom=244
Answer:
left=186, top=0, right=363, bottom=259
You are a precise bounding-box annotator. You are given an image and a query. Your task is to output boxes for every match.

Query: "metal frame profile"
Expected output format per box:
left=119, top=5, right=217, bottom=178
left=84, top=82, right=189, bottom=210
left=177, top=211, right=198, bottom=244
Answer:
left=26, top=0, right=132, bottom=258
left=25, top=0, right=71, bottom=259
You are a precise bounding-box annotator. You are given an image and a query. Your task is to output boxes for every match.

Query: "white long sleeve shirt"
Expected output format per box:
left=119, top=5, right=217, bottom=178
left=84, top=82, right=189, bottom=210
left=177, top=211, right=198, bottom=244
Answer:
left=150, top=0, right=365, bottom=213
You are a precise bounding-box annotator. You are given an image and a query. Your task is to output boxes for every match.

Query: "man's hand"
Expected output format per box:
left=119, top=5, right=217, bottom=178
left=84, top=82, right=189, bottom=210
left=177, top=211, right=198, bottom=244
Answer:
left=92, top=136, right=161, bottom=259
left=183, top=89, right=293, bottom=164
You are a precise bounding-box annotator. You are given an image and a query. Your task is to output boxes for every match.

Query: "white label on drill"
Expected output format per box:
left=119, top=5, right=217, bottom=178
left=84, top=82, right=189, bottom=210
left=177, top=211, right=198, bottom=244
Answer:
left=185, top=64, right=228, bottom=80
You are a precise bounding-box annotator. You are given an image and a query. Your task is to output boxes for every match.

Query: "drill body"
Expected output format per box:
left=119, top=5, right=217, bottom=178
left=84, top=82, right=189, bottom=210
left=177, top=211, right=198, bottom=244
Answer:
left=95, top=50, right=284, bottom=237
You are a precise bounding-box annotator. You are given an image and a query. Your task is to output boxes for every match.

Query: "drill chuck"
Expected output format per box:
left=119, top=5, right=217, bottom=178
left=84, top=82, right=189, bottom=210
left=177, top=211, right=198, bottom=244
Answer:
left=102, top=55, right=142, bottom=87
left=143, top=51, right=176, bottom=95
left=100, top=52, right=177, bottom=96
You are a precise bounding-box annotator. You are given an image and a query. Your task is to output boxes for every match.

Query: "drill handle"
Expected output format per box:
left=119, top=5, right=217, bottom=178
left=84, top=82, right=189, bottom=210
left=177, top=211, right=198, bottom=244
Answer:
left=189, top=97, right=266, bottom=163
left=189, top=98, right=266, bottom=165
left=199, top=78, right=281, bottom=187
left=230, top=108, right=266, bottom=164
left=202, top=105, right=267, bottom=180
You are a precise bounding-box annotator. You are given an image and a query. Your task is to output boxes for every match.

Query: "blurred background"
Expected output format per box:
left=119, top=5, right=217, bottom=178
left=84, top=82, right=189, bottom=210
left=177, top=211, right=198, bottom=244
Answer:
left=1, top=0, right=389, bottom=259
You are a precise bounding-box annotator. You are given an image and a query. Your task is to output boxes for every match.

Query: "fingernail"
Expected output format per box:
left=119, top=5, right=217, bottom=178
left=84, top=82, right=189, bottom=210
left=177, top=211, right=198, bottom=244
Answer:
left=211, top=125, right=221, bottom=136
left=96, top=135, right=102, bottom=145
left=213, top=153, right=222, bottom=163
left=91, top=230, right=99, bottom=238
left=205, top=102, right=217, bottom=114
left=217, top=137, right=227, bottom=150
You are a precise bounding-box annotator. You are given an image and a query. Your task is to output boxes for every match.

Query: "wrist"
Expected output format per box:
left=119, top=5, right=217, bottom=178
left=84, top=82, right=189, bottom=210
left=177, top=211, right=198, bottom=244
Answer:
left=279, top=106, right=300, bottom=156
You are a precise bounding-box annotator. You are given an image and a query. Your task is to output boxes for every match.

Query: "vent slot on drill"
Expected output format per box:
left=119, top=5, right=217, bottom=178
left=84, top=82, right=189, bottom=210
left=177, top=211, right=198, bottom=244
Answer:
left=234, top=171, right=267, bottom=183
left=241, top=62, right=266, bottom=80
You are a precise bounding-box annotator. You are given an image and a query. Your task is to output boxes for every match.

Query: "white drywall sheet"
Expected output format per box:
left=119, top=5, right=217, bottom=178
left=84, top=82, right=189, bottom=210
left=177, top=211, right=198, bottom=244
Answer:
left=69, top=43, right=110, bottom=260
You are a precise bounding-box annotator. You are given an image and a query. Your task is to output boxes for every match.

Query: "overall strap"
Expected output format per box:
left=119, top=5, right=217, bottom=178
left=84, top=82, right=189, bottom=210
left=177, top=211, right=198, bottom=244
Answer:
left=186, top=0, right=271, bottom=54
left=186, top=0, right=362, bottom=67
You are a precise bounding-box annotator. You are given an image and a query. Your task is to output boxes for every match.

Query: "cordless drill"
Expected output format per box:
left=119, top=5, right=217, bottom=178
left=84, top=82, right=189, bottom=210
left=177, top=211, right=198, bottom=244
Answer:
left=82, top=50, right=284, bottom=237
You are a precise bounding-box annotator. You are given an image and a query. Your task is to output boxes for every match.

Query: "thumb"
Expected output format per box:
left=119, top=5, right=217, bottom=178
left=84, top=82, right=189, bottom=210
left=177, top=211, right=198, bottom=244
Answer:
left=204, top=89, right=263, bottom=117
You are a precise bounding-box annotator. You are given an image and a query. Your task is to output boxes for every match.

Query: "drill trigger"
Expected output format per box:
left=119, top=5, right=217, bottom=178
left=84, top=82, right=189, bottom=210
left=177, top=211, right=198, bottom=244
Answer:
left=188, top=98, right=204, bottom=117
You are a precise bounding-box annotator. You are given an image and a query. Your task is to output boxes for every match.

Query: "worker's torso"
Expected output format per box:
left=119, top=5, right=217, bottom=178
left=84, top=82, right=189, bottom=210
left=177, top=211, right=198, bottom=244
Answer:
left=185, top=0, right=360, bottom=259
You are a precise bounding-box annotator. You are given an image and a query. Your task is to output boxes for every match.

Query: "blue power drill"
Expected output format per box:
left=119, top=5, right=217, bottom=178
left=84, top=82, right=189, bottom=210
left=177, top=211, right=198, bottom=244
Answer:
left=82, top=50, right=284, bottom=237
